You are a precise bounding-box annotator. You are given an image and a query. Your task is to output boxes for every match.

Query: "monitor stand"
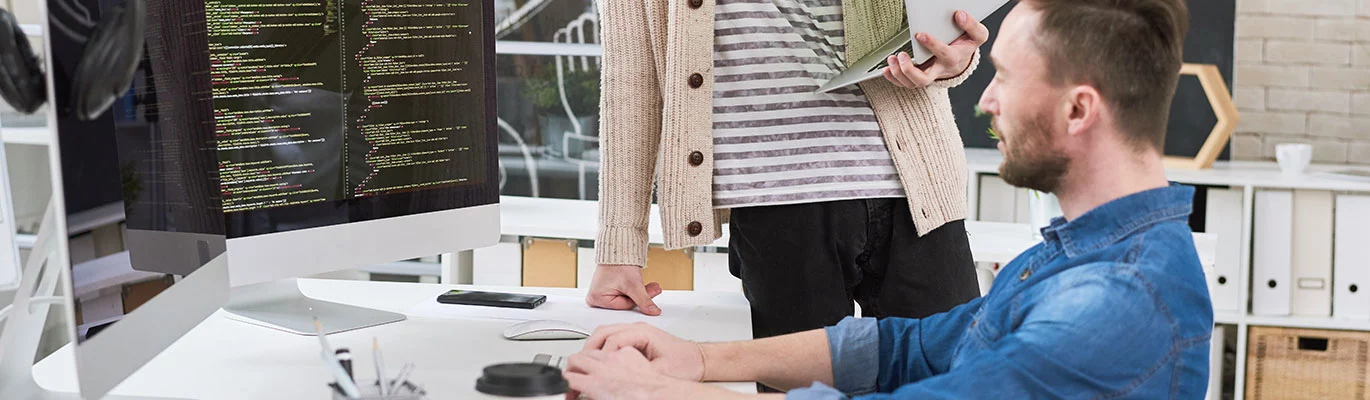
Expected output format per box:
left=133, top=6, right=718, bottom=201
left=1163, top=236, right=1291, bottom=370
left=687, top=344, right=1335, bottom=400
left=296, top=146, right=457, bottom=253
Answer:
left=0, top=203, right=188, bottom=400
left=223, top=278, right=406, bottom=335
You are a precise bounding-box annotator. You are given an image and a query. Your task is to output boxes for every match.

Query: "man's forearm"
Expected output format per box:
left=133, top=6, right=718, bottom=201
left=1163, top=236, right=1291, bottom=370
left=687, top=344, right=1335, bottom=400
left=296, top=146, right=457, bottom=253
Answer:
left=700, top=329, right=833, bottom=391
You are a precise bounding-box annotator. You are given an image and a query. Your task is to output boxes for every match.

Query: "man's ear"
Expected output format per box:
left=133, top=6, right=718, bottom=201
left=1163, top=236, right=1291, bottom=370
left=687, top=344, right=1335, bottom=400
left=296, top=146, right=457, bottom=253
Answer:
left=1064, top=86, right=1103, bottom=138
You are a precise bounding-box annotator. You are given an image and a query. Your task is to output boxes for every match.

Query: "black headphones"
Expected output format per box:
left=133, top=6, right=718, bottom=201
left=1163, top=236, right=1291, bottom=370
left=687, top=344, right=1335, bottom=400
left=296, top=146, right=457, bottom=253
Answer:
left=0, top=0, right=145, bottom=120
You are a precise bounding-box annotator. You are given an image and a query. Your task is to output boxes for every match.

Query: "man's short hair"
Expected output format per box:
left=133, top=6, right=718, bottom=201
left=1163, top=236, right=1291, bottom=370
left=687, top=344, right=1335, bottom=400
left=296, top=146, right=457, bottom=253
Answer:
left=1027, top=0, right=1189, bottom=151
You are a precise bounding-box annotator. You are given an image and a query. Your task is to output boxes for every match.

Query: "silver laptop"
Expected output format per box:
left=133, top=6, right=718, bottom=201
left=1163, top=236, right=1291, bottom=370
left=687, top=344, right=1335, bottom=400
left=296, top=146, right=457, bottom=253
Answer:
left=816, top=0, right=1010, bottom=94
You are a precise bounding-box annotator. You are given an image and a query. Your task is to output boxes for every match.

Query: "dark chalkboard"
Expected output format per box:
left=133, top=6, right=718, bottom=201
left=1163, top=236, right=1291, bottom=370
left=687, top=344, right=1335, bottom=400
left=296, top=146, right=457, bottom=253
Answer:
left=949, top=0, right=1236, bottom=160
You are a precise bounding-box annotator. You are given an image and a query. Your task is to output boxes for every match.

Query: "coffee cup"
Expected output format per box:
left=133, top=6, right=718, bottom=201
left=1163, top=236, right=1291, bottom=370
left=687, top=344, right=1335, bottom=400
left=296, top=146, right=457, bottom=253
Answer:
left=1276, top=143, right=1313, bottom=176
left=473, top=363, right=568, bottom=399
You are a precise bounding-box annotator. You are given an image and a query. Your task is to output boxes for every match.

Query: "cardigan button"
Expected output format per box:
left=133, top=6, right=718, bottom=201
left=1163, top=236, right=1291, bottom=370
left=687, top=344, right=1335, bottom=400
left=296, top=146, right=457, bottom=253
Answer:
left=687, top=221, right=703, bottom=237
left=689, top=151, right=704, bottom=166
left=688, top=0, right=703, bottom=9
left=688, top=73, right=704, bottom=88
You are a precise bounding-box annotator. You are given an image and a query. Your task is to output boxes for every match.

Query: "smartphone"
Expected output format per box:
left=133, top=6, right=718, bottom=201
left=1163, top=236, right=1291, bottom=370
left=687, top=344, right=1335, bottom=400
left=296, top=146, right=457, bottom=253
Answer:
left=436, top=290, right=547, bottom=309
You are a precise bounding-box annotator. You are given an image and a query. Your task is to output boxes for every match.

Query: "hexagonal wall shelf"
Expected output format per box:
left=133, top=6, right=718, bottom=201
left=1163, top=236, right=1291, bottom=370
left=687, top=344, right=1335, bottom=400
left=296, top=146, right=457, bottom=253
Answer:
left=1163, top=63, right=1240, bottom=170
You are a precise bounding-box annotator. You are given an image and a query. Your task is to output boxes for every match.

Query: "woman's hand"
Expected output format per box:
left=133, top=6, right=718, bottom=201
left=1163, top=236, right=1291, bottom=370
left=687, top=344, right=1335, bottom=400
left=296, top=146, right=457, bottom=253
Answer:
left=883, top=10, right=990, bottom=88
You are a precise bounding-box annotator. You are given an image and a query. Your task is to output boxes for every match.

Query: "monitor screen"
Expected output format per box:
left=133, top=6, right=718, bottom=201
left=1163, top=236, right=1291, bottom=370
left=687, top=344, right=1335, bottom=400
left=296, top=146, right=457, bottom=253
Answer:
left=209, top=0, right=498, bottom=237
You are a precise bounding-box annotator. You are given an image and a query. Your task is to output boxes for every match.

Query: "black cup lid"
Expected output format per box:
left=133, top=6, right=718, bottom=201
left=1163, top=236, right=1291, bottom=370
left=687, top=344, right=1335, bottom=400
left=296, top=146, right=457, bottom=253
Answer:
left=475, top=363, right=568, bottom=397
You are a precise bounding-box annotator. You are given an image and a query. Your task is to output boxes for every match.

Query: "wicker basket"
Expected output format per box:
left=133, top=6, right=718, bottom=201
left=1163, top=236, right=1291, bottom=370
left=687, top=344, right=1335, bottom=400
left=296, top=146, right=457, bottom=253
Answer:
left=1246, top=326, right=1370, bottom=399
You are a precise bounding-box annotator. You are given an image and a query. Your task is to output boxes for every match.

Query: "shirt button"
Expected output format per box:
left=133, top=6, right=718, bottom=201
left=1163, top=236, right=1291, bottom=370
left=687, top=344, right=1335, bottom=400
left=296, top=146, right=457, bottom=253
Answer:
left=1019, top=268, right=1032, bottom=281
left=688, top=73, right=704, bottom=89
left=688, top=0, right=703, bottom=9
left=689, top=151, right=704, bottom=166
left=687, top=221, right=703, bottom=237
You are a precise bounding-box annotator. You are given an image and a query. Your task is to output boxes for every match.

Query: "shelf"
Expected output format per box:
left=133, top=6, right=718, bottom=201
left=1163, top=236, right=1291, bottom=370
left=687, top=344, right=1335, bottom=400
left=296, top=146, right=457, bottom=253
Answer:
left=966, top=147, right=1370, bottom=193
left=361, top=260, right=442, bottom=277
left=1214, top=312, right=1242, bottom=325
left=2, top=127, right=52, bottom=146
left=1244, top=315, right=1370, bottom=332
left=495, top=41, right=602, bottom=57
left=1212, top=311, right=1370, bottom=331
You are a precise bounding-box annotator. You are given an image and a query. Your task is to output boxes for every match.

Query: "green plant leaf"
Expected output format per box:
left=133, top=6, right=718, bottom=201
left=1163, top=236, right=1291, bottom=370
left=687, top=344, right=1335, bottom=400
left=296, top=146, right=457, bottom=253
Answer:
left=975, top=105, right=1000, bottom=140
left=521, top=67, right=602, bottom=115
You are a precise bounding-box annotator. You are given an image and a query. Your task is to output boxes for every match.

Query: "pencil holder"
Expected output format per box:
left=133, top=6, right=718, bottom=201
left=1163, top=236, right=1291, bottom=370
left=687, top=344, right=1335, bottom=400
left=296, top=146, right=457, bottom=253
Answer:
left=330, top=379, right=426, bottom=400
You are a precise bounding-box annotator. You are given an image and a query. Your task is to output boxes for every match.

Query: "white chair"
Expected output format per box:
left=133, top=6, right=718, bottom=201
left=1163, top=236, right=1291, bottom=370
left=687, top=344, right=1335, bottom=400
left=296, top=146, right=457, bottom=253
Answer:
left=490, top=5, right=604, bottom=199
left=553, top=12, right=601, bottom=200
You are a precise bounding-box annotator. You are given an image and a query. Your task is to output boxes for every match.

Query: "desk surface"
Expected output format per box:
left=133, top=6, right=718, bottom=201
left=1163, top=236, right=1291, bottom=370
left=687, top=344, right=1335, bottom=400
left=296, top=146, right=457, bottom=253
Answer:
left=32, top=279, right=755, bottom=399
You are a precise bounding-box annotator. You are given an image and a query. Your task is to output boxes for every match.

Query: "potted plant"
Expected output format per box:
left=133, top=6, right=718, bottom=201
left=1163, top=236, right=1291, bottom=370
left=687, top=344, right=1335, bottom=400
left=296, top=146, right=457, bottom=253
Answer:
left=523, top=66, right=601, bottom=159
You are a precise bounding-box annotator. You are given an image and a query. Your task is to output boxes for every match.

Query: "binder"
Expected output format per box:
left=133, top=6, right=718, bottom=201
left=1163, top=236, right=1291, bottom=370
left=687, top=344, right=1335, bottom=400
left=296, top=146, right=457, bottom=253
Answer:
left=977, top=175, right=1018, bottom=223
left=1204, top=188, right=1243, bottom=313
left=1333, top=195, right=1370, bottom=319
left=1252, top=190, right=1293, bottom=316
left=1290, top=190, right=1334, bottom=316
left=1014, top=188, right=1031, bottom=224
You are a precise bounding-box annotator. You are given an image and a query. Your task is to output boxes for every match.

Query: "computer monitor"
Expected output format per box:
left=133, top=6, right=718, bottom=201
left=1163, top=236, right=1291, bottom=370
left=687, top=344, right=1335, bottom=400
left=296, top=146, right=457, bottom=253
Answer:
left=209, top=0, right=500, bottom=335
left=33, top=0, right=233, bottom=398
left=82, top=0, right=499, bottom=334
left=18, top=0, right=497, bottom=397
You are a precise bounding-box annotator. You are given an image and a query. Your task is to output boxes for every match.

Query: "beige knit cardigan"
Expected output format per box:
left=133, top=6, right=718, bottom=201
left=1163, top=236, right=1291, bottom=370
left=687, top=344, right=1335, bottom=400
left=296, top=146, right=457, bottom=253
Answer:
left=595, top=0, right=980, bottom=267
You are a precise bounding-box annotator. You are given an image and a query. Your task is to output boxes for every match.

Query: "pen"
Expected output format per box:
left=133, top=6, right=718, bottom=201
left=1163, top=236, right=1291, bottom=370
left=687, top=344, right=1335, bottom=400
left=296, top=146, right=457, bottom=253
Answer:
left=388, top=362, right=414, bottom=395
left=336, top=348, right=354, bottom=381
left=374, top=338, right=389, bottom=396
left=315, top=319, right=361, bottom=399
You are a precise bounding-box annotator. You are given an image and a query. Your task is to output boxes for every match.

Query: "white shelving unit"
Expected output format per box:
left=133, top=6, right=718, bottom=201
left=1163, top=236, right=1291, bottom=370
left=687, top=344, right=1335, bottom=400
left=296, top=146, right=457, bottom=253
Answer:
left=2, top=126, right=51, bottom=251
left=965, top=147, right=1370, bottom=399
left=1, top=127, right=50, bottom=147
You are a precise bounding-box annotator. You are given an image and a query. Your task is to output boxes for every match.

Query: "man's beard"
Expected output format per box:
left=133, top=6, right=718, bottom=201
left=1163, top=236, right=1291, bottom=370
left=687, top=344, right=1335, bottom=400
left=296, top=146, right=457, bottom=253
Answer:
left=997, top=111, right=1070, bottom=194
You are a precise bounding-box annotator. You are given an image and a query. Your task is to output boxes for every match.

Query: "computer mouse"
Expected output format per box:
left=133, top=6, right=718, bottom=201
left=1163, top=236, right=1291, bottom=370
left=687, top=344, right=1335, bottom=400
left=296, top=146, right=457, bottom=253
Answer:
left=502, top=320, right=591, bottom=341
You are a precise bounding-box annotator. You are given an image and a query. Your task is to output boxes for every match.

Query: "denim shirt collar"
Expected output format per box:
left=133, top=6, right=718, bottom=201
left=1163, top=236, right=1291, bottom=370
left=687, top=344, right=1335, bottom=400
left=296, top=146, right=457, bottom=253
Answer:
left=1041, top=183, right=1195, bottom=258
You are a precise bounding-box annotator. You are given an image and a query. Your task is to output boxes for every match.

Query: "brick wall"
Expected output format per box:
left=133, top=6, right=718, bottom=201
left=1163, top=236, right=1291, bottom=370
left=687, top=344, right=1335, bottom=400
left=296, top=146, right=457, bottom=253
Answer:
left=1232, top=0, right=1370, bottom=164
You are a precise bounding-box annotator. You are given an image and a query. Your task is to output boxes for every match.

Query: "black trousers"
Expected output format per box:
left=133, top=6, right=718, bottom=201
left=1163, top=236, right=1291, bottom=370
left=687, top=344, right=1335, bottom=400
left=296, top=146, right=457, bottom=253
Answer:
left=728, top=198, right=981, bottom=341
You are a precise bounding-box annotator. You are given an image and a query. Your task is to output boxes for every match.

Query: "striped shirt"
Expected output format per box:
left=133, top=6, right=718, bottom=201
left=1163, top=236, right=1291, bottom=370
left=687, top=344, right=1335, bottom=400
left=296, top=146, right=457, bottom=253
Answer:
left=712, top=0, right=905, bottom=209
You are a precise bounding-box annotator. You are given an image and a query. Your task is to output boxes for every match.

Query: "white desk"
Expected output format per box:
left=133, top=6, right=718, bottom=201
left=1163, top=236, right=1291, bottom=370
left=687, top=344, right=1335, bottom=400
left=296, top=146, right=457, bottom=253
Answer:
left=31, top=279, right=755, bottom=399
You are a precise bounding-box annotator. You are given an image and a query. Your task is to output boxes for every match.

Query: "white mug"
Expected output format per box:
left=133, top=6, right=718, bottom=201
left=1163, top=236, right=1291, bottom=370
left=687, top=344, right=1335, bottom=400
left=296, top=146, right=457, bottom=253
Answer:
left=1275, top=143, right=1313, bottom=176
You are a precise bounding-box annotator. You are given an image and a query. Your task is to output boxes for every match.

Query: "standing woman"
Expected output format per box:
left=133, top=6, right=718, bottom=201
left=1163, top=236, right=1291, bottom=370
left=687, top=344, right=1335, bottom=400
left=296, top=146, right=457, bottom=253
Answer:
left=587, top=0, right=989, bottom=346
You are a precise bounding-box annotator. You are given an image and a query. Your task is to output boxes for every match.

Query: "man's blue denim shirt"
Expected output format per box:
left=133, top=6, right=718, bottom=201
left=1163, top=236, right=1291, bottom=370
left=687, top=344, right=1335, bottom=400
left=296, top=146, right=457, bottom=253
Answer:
left=790, top=184, right=1214, bottom=399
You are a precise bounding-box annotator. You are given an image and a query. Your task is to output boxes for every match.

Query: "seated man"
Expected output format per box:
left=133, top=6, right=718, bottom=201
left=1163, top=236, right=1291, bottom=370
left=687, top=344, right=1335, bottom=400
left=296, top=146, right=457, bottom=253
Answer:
left=560, top=0, right=1213, bottom=398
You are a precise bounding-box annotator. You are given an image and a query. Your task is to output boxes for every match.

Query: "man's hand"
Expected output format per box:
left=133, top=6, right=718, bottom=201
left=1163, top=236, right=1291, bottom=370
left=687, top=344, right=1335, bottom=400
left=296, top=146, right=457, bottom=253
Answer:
left=583, top=322, right=705, bottom=382
left=883, top=10, right=991, bottom=88
left=563, top=348, right=688, bottom=400
left=586, top=264, right=663, bottom=316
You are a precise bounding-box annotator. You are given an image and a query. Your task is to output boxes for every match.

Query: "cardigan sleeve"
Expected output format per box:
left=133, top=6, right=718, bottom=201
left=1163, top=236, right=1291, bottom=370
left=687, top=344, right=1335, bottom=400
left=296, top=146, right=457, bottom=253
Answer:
left=927, top=49, right=980, bottom=90
left=594, top=0, right=665, bottom=268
